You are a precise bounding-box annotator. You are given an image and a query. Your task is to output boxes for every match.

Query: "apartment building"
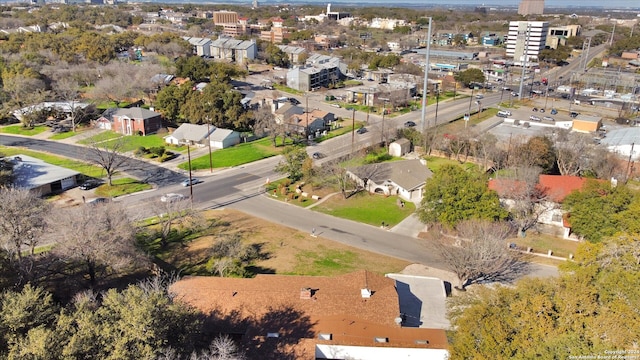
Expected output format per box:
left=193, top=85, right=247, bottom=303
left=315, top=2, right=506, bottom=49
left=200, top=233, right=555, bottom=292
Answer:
left=506, top=21, right=549, bottom=62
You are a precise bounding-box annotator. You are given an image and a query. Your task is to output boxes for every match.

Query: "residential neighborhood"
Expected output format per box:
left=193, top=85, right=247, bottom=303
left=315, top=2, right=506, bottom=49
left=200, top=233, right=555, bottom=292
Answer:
left=0, top=0, right=639, bottom=359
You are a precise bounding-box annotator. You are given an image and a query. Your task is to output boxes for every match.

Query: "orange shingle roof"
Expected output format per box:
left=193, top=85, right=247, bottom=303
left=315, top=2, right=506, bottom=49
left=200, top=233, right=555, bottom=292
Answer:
left=170, top=270, right=448, bottom=355
left=489, top=175, right=594, bottom=203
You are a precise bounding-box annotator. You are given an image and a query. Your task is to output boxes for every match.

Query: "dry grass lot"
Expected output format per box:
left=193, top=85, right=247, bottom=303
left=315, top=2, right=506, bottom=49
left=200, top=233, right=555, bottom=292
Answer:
left=162, top=209, right=411, bottom=277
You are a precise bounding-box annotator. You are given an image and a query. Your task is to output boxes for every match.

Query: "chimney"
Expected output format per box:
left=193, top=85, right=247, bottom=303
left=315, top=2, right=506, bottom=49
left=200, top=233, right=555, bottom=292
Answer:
left=300, top=287, right=312, bottom=299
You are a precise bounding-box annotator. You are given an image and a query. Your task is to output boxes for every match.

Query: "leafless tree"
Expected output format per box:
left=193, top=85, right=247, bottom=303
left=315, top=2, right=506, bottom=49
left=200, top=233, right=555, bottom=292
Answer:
left=552, top=129, right=593, bottom=176
left=470, top=133, right=499, bottom=171
left=49, top=202, right=141, bottom=287
left=589, top=147, right=627, bottom=181
left=428, top=220, right=526, bottom=290
left=152, top=197, right=204, bottom=248
left=252, top=106, right=275, bottom=139
left=499, top=166, right=554, bottom=237
left=89, top=62, right=164, bottom=107
left=54, top=78, right=96, bottom=132
left=0, top=187, right=50, bottom=265
left=318, top=159, right=360, bottom=199
left=3, top=75, right=48, bottom=127
left=85, top=137, right=129, bottom=186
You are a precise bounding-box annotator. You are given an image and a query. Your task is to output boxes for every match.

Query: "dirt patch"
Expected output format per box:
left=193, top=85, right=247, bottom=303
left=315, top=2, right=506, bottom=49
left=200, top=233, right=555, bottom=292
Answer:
left=164, top=209, right=411, bottom=276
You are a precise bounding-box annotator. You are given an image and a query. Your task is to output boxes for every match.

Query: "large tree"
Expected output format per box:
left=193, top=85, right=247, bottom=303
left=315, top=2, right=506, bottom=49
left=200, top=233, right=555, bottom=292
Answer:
left=447, top=234, right=640, bottom=358
left=0, top=187, right=50, bottom=264
left=85, top=137, right=129, bottom=186
left=454, top=68, right=485, bottom=88
left=49, top=202, right=140, bottom=287
left=275, top=146, right=308, bottom=181
left=563, top=180, right=633, bottom=243
left=417, top=165, right=507, bottom=227
left=428, top=220, right=523, bottom=290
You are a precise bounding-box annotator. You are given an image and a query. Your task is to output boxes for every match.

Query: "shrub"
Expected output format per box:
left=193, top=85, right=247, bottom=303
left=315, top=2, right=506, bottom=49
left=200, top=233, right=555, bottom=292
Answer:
left=149, top=146, right=165, bottom=157
left=134, top=146, right=149, bottom=156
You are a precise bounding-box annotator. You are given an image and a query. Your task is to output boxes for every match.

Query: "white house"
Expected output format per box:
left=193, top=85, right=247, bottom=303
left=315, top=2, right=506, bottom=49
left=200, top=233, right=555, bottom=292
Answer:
left=348, top=159, right=433, bottom=203
left=164, top=123, right=240, bottom=149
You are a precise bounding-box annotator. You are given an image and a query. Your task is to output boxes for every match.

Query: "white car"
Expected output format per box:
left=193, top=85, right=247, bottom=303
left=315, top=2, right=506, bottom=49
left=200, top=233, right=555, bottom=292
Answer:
left=181, top=178, right=203, bottom=187
left=161, top=193, right=186, bottom=203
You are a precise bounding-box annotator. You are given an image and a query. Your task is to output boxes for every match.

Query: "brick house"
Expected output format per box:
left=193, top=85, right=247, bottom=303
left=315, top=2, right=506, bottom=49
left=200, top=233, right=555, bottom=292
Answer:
left=111, top=108, right=163, bottom=136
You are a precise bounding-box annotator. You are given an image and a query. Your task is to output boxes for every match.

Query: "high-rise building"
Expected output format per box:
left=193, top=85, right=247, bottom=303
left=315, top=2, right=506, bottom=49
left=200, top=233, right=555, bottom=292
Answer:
left=506, top=21, right=549, bottom=63
left=518, top=0, right=544, bottom=16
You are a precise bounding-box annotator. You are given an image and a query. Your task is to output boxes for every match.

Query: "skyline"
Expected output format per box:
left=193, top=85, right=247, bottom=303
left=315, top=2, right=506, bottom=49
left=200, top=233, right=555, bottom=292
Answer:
left=210, top=0, right=640, bottom=9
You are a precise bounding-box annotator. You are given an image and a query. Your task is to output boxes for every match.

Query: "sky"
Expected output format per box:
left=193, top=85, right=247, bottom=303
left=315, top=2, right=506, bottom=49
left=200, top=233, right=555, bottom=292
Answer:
left=251, top=0, right=640, bottom=9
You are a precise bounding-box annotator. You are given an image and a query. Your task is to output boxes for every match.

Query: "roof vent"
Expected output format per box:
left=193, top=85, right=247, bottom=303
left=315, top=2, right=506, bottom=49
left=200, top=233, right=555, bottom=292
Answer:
left=374, top=337, right=388, bottom=343
left=318, top=333, right=332, bottom=341
left=415, top=340, right=430, bottom=345
left=361, top=288, right=372, bottom=298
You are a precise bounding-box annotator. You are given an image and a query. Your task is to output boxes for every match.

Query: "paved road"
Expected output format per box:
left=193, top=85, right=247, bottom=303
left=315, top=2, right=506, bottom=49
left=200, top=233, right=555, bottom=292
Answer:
left=0, top=135, right=184, bottom=187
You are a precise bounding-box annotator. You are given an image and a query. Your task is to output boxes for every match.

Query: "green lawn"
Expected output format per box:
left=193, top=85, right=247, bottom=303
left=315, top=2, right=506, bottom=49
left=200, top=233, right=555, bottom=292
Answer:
left=424, top=156, right=478, bottom=173
left=313, top=191, right=416, bottom=227
left=94, top=177, right=152, bottom=198
left=273, top=84, right=304, bottom=95
left=0, top=125, right=48, bottom=136
left=48, top=131, right=79, bottom=140
left=0, top=146, right=106, bottom=178
left=79, top=131, right=176, bottom=153
left=78, top=131, right=122, bottom=144
left=179, top=137, right=280, bottom=170
left=103, top=135, right=167, bottom=153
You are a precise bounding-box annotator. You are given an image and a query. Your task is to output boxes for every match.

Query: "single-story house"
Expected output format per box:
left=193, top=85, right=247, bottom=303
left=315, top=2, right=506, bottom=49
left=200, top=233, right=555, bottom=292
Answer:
left=164, top=123, right=241, bottom=149
left=348, top=159, right=433, bottom=203
left=488, top=175, right=598, bottom=240
left=111, top=108, right=163, bottom=136
left=170, top=270, right=449, bottom=360
left=286, top=109, right=335, bottom=136
left=164, top=123, right=216, bottom=146
left=9, top=154, right=81, bottom=195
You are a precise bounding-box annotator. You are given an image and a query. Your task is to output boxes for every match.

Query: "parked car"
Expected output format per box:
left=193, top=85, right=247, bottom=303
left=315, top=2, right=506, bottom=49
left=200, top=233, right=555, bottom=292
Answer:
left=161, top=193, right=186, bottom=203
left=529, top=115, right=541, bottom=122
left=289, top=98, right=301, bottom=105
left=570, top=111, right=579, bottom=118
left=511, top=92, right=520, bottom=97
left=497, top=110, right=512, bottom=118
left=87, top=197, right=110, bottom=206
left=404, top=121, right=416, bottom=127
left=181, top=178, right=203, bottom=187
left=550, top=108, right=558, bottom=115
left=79, top=179, right=102, bottom=190
left=532, top=107, right=539, bottom=112
left=312, top=152, right=324, bottom=159
left=356, top=127, right=367, bottom=134
left=475, top=94, right=484, bottom=99
left=543, top=116, right=555, bottom=121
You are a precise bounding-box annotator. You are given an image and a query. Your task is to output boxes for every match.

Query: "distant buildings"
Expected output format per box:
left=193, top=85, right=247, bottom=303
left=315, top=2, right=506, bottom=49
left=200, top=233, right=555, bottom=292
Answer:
left=285, top=54, right=347, bottom=92
left=506, top=21, right=549, bottom=62
left=260, top=18, right=290, bottom=44
left=546, top=24, right=581, bottom=49
left=518, top=0, right=544, bottom=16
left=213, top=10, right=248, bottom=37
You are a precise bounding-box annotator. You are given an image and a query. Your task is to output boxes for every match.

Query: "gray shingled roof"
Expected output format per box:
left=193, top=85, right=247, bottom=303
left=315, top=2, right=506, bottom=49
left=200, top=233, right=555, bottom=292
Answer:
left=349, top=159, right=433, bottom=191
left=113, top=107, right=161, bottom=120
left=10, top=155, right=79, bottom=190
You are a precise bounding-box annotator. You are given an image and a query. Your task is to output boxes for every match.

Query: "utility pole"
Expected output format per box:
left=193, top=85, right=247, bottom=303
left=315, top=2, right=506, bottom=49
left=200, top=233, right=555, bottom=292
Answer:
left=379, top=98, right=389, bottom=146
left=626, top=142, right=635, bottom=183
left=517, top=23, right=530, bottom=102
left=420, top=17, right=433, bottom=131
left=351, top=107, right=355, bottom=154
left=187, top=143, right=193, bottom=208
left=434, top=83, right=440, bottom=126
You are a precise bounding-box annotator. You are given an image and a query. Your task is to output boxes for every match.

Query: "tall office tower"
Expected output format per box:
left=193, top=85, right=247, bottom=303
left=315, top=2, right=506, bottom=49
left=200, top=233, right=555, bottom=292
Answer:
left=506, top=21, right=549, bottom=62
left=518, top=0, right=544, bottom=15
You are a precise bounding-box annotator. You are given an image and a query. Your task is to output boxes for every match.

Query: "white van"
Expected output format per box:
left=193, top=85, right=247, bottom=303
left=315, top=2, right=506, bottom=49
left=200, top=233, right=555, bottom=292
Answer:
left=497, top=110, right=512, bottom=118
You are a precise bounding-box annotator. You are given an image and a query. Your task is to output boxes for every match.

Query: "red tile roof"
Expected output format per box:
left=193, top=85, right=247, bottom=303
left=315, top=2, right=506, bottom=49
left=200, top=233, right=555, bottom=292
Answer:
left=537, top=175, right=591, bottom=203
left=170, top=270, right=448, bottom=357
left=489, top=175, right=594, bottom=203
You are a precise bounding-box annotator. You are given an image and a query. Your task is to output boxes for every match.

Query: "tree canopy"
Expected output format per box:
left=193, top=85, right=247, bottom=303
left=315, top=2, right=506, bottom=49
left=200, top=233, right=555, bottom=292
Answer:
left=417, top=165, right=508, bottom=227
left=448, top=234, right=640, bottom=358
left=563, top=180, right=634, bottom=243
left=454, top=68, right=485, bottom=88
